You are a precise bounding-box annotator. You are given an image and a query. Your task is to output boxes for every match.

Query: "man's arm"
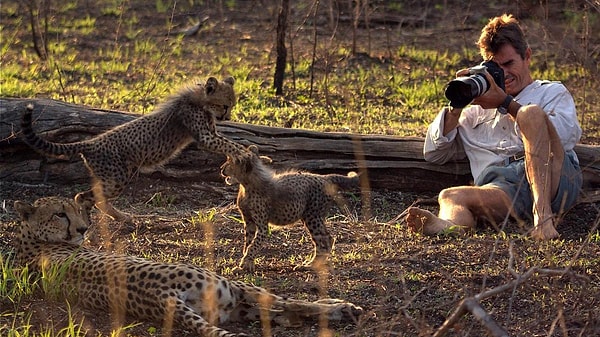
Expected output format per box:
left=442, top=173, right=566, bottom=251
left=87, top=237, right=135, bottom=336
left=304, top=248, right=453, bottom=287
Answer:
left=506, top=82, right=580, bottom=151
left=443, top=107, right=462, bottom=135
left=423, top=107, right=466, bottom=164
left=539, top=84, right=582, bottom=151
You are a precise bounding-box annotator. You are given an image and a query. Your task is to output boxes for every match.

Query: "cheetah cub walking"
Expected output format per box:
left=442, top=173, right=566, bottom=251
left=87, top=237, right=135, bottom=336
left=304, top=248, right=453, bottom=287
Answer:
left=221, top=145, right=360, bottom=272
left=20, top=77, right=247, bottom=222
left=13, top=196, right=363, bottom=337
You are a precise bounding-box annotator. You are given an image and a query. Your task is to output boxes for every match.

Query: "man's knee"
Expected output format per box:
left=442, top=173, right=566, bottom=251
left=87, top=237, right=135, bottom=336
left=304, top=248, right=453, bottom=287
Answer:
left=438, top=187, right=467, bottom=204
left=439, top=185, right=512, bottom=209
left=515, top=104, right=548, bottom=131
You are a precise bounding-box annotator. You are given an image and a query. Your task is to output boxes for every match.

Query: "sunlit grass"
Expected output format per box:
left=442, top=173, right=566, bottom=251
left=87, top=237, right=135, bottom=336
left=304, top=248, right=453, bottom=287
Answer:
left=189, top=208, right=217, bottom=225
left=146, top=191, right=176, bottom=208
left=1, top=9, right=597, bottom=140
left=8, top=38, right=593, bottom=140
left=0, top=254, right=94, bottom=337
left=64, top=16, right=96, bottom=35
left=2, top=310, right=34, bottom=337
left=1, top=255, right=35, bottom=303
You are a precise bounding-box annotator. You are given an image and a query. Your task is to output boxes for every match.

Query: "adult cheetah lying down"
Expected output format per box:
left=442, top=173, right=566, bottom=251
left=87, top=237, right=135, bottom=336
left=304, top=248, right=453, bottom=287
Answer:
left=20, top=76, right=247, bottom=222
left=13, top=196, right=363, bottom=337
left=220, top=145, right=360, bottom=272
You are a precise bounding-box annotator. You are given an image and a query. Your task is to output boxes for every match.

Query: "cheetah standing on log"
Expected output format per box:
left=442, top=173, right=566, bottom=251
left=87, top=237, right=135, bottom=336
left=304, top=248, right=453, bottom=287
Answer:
left=20, top=77, right=248, bottom=222
left=220, top=145, right=360, bottom=272
left=13, top=196, right=364, bottom=337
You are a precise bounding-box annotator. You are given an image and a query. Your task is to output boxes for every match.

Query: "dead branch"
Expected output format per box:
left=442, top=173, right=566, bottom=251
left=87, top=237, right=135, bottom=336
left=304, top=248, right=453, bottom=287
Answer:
left=172, top=16, right=209, bottom=37
left=432, top=266, right=578, bottom=337
left=1, top=97, right=598, bottom=194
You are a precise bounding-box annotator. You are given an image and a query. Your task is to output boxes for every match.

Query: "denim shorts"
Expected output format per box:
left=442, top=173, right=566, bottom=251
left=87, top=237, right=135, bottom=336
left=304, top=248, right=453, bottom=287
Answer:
left=474, top=151, right=582, bottom=221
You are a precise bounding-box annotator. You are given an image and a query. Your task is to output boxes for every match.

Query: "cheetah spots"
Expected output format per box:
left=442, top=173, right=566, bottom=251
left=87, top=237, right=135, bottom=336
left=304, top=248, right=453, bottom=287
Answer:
left=15, top=196, right=364, bottom=337
left=222, top=145, right=358, bottom=271
left=20, top=77, right=242, bottom=221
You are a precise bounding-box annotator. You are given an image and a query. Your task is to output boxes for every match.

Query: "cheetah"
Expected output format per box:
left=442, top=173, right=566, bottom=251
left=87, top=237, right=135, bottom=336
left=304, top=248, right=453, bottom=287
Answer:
left=20, top=76, right=248, bottom=222
left=220, top=145, right=360, bottom=272
left=13, top=196, right=364, bottom=337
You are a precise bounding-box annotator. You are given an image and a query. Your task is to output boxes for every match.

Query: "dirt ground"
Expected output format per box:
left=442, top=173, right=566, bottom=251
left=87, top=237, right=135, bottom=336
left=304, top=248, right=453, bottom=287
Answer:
left=1, top=1, right=600, bottom=337
left=1, top=176, right=599, bottom=336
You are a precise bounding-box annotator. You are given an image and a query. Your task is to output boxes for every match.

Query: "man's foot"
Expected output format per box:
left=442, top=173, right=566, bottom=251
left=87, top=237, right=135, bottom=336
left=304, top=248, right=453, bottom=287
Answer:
left=531, top=216, right=559, bottom=240
left=405, top=207, right=457, bottom=235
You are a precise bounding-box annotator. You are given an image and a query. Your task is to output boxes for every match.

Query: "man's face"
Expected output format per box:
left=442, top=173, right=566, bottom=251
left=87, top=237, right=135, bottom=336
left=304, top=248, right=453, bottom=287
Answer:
left=490, top=44, right=532, bottom=96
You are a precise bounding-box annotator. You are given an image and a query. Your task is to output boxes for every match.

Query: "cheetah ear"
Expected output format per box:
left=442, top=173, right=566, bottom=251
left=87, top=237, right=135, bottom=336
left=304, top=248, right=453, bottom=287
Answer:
left=260, top=155, right=273, bottom=164
left=74, top=194, right=94, bottom=213
left=206, top=77, right=218, bottom=95
left=14, top=201, right=36, bottom=221
left=247, top=145, right=259, bottom=154
left=223, top=76, right=235, bottom=86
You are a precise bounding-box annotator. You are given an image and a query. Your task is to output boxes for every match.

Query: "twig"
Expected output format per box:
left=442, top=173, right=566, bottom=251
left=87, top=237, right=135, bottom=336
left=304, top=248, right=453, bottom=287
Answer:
left=432, top=266, right=575, bottom=337
left=439, top=297, right=509, bottom=337
left=172, top=16, right=209, bottom=37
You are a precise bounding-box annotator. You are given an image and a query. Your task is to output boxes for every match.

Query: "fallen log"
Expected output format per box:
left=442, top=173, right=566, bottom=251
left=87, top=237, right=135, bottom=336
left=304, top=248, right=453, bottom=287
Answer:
left=1, top=98, right=599, bottom=194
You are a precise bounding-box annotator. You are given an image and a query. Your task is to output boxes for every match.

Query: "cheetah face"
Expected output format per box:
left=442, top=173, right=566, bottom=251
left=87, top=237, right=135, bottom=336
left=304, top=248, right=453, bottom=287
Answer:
left=220, top=157, right=242, bottom=185
left=14, top=196, right=94, bottom=246
left=220, top=145, right=272, bottom=185
left=203, top=76, right=236, bottom=121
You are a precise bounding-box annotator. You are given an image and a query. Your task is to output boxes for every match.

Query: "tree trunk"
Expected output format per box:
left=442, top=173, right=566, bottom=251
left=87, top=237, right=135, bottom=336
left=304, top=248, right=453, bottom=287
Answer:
left=1, top=98, right=599, bottom=195
left=273, top=0, right=288, bottom=96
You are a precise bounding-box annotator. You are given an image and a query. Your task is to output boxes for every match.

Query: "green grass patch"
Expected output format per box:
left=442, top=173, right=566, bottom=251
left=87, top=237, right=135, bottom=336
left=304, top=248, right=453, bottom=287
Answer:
left=2, top=1, right=596, bottom=140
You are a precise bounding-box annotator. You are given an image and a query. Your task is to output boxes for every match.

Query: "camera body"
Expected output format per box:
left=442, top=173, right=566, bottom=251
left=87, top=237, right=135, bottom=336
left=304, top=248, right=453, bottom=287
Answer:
left=444, top=60, right=505, bottom=109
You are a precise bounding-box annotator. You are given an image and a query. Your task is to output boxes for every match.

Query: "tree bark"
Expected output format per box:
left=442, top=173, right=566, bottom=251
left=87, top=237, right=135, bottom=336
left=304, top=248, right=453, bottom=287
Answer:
left=1, top=98, right=599, bottom=194
left=273, top=0, right=288, bottom=96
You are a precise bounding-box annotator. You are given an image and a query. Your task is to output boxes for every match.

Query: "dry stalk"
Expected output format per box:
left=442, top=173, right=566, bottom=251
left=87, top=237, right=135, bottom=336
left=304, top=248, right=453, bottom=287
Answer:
left=432, top=265, right=578, bottom=337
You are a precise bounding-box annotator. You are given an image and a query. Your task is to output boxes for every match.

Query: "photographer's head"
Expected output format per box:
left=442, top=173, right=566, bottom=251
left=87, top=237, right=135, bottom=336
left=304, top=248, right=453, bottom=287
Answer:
left=478, top=14, right=528, bottom=60
left=478, top=14, right=533, bottom=96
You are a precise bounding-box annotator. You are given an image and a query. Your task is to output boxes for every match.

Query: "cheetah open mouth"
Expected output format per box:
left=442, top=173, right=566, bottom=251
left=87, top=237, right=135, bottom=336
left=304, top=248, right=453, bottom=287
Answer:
left=224, top=176, right=238, bottom=185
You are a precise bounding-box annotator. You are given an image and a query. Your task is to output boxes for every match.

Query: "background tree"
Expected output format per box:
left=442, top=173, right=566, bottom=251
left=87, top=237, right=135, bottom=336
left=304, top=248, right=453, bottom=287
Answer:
left=27, top=0, right=49, bottom=60
left=273, top=0, right=289, bottom=96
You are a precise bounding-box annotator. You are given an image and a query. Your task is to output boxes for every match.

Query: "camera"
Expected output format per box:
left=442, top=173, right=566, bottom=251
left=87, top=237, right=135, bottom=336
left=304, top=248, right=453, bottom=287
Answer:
left=444, top=60, right=505, bottom=108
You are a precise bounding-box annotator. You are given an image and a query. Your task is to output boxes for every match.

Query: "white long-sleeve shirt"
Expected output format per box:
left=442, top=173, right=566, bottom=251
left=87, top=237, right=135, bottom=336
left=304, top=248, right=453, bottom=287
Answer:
left=424, top=80, right=581, bottom=181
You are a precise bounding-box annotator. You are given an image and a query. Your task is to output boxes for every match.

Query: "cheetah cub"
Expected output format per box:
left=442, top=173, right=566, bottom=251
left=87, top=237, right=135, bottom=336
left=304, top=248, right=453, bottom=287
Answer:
left=20, top=76, right=247, bottom=222
left=221, top=145, right=360, bottom=272
left=13, top=196, right=364, bottom=337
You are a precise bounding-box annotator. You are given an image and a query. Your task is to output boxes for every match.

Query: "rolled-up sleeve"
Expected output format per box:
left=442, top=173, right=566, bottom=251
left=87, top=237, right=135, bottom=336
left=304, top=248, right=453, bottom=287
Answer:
left=541, top=84, right=581, bottom=152
left=423, top=107, right=466, bottom=164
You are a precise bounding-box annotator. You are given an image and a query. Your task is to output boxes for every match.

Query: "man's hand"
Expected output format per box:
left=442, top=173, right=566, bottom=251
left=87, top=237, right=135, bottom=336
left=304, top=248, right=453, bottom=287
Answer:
left=472, top=70, right=507, bottom=109
left=455, top=68, right=470, bottom=77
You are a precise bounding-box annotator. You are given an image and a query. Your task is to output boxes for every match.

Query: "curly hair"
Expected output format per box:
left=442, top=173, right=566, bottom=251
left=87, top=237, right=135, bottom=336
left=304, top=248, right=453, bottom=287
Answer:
left=477, top=14, right=529, bottom=61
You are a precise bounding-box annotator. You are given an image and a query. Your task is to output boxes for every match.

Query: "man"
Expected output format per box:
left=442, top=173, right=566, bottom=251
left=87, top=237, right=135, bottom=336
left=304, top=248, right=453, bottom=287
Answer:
left=405, top=14, right=582, bottom=240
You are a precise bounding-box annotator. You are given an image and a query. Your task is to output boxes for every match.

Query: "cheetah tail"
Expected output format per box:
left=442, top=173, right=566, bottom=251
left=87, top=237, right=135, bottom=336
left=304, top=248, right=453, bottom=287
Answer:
left=20, top=104, right=82, bottom=159
left=327, top=171, right=360, bottom=191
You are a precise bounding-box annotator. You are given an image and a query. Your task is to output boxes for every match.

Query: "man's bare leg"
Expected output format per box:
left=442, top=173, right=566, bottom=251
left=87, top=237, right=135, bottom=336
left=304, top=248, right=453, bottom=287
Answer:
left=516, top=105, right=564, bottom=240
left=405, top=186, right=512, bottom=235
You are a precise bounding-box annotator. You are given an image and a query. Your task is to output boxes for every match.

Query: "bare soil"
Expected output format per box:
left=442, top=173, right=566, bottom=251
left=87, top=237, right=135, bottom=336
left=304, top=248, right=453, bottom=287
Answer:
left=1, top=1, right=599, bottom=337
left=1, top=177, right=599, bottom=336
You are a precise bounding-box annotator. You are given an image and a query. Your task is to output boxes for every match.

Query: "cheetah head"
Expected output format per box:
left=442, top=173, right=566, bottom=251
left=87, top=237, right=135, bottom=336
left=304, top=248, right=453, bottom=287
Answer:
left=195, top=76, right=236, bottom=121
left=220, top=144, right=272, bottom=185
left=14, top=196, right=94, bottom=246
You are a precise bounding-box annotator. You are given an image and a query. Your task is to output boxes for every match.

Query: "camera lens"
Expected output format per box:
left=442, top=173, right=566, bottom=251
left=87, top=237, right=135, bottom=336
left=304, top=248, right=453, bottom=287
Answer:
left=444, top=74, right=489, bottom=108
